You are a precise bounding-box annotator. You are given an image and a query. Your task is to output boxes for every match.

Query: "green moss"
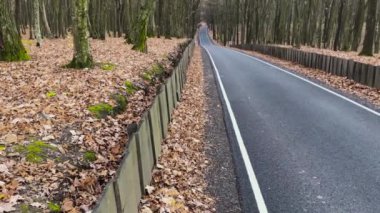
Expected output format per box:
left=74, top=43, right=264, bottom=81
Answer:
left=88, top=103, right=113, bottom=119
left=112, top=94, right=128, bottom=114
left=100, top=63, right=116, bottom=71
left=65, top=55, right=94, bottom=69
left=88, top=94, right=128, bottom=119
left=84, top=151, right=97, bottom=162
left=0, top=145, right=5, bottom=151
left=140, top=63, right=165, bottom=83
left=46, top=91, right=57, bottom=98
left=1, top=49, right=30, bottom=62
left=20, top=204, right=29, bottom=213
left=125, top=81, right=138, bottom=95
left=140, top=72, right=153, bottom=82
left=151, top=63, right=164, bottom=76
left=15, top=141, right=57, bottom=163
left=47, top=202, right=61, bottom=213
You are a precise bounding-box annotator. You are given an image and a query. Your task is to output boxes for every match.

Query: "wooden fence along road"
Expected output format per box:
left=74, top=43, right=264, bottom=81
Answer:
left=93, top=40, right=195, bottom=213
left=233, top=44, right=380, bottom=89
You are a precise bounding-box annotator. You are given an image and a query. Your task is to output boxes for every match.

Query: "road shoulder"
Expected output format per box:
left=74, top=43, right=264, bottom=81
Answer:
left=202, top=48, right=242, bottom=213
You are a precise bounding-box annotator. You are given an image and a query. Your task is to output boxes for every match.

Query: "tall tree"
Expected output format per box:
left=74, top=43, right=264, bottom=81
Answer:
left=0, top=0, right=29, bottom=61
left=360, top=0, right=378, bottom=56
left=33, top=0, right=42, bottom=46
left=351, top=0, right=366, bottom=51
left=333, top=0, right=345, bottom=51
left=40, top=0, right=52, bottom=38
left=130, top=0, right=155, bottom=52
left=67, top=0, right=93, bottom=68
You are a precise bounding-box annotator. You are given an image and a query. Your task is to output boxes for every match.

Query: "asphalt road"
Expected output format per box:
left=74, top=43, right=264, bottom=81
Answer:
left=199, top=27, right=380, bottom=213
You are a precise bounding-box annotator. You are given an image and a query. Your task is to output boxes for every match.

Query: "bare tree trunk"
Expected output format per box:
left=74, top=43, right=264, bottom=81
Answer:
left=0, top=0, right=29, bottom=61
left=32, top=0, right=42, bottom=46
left=360, top=0, right=378, bottom=56
left=67, top=0, right=93, bottom=68
left=40, top=0, right=52, bottom=38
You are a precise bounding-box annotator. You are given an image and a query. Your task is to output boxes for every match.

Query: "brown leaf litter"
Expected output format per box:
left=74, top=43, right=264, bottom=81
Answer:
left=139, top=44, right=215, bottom=213
left=273, top=44, right=380, bottom=66
left=0, top=36, right=186, bottom=212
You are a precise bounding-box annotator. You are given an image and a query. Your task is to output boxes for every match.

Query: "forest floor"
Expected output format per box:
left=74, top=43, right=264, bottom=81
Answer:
left=273, top=44, right=380, bottom=66
left=139, top=44, right=215, bottom=213
left=0, top=36, right=186, bottom=212
left=234, top=48, right=380, bottom=108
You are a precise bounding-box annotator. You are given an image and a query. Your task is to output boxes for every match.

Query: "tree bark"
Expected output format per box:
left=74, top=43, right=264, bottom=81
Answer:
left=131, top=0, right=155, bottom=53
left=0, top=0, right=29, bottom=61
left=360, top=0, right=378, bottom=56
left=33, top=0, right=42, bottom=46
left=67, top=0, right=93, bottom=68
left=40, top=0, right=52, bottom=38
left=333, top=0, right=344, bottom=51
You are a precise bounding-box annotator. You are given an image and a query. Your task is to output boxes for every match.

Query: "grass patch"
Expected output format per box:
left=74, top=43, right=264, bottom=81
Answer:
left=48, top=202, right=61, bottom=212
left=20, top=204, right=30, bottom=213
left=88, top=103, right=113, bottom=119
left=46, top=91, right=57, bottom=98
left=111, top=94, right=128, bottom=114
left=15, top=141, right=58, bottom=163
left=140, top=63, right=165, bottom=84
left=125, top=81, right=139, bottom=95
left=88, top=93, right=128, bottom=119
left=83, top=151, right=97, bottom=162
left=100, top=63, right=116, bottom=71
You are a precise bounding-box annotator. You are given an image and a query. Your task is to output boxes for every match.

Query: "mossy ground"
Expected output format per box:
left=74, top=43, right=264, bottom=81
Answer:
left=84, top=151, right=97, bottom=162
left=46, top=91, right=57, bottom=98
left=125, top=81, right=139, bottom=95
left=88, top=103, right=114, bottom=119
left=66, top=55, right=94, bottom=69
left=140, top=63, right=165, bottom=84
left=88, top=92, right=128, bottom=119
left=48, top=202, right=61, bottom=212
left=15, top=141, right=58, bottom=163
left=100, top=62, right=116, bottom=71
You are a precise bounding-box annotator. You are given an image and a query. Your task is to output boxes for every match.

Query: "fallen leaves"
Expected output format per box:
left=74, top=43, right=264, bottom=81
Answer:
left=273, top=44, right=380, bottom=66
left=0, top=36, right=187, bottom=211
left=139, top=44, right=215, bottom=212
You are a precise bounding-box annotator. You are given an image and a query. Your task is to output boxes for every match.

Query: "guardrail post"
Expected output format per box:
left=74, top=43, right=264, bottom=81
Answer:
left=360, top=64, right=368, bottom=85
left=374, top=66, right=380, bottom=89
left=367, top=65, right=376, bottom=87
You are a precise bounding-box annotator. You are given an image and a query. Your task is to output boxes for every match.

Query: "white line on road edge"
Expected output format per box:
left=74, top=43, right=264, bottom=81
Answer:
left=231, top=49, right=380, bottom=117
left=201, top=44, right=269, bottom=213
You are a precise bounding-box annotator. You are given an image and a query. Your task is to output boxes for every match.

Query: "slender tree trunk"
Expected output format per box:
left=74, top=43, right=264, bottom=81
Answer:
left=360, top=0, right=378, bottom=56
left=33, top=0, right=42, bottom=46
left=333, top=0, right=344, bottom=51
left=40, top=0, right=52, bottom=38
left=0, top=0, right=29, bottom=61
left=67, top=0, right=93, bottom=68
left=351, top=0, right=366, bottom=51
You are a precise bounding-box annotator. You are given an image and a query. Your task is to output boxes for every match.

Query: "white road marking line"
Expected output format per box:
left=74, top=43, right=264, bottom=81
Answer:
left=230, top=48, right=380, bottom=117
left=201, top=37, right=269, bottom=213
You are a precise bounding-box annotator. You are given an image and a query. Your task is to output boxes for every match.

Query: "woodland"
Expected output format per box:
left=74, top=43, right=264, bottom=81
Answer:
left=0, top=0, right=200, bottom=212
left=206, top=0, right=380, bottom=56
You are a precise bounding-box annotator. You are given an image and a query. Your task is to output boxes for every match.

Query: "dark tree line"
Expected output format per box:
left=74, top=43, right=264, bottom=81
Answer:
left=0, top=0, right=201, bottom=66
left=205, top=0, right=380, bottom=56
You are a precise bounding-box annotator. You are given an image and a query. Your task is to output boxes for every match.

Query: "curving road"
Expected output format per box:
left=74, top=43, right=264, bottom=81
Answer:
left=199, top=27, right=380, bottom=213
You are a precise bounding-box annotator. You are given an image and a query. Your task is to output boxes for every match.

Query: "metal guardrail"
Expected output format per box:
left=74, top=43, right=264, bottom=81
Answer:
left=92, top=39, right=196, bottom=213
left=233, top=44, right=380, bottom=89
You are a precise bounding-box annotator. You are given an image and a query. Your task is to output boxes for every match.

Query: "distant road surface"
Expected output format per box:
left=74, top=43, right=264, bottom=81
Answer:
left=199, top=27, right=380, bottom=213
